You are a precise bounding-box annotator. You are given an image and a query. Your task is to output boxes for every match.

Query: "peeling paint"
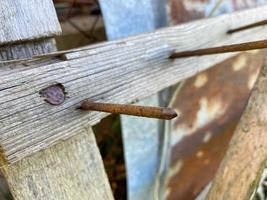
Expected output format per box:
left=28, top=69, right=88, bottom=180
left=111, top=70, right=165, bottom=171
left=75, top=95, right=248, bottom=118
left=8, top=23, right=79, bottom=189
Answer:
left=167, top=161, right=183, bottom=179
left=232, top=55, right=247, bottom=71
left=197, top=97, right=225, bottom=128
left=194, top=73, right=208, bottom=88
left=196, top=151, right=204, bottom=158
left=202, top=131, right=212, bottom=143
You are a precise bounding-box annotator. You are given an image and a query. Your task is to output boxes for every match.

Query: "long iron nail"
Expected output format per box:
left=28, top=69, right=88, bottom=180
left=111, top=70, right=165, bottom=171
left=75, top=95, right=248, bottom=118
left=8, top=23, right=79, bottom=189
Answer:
left=228, top=19, right=267, bottom=34
left=80, top=101, right=178, bottom=120
left=170, top=39, right=267, bottom=58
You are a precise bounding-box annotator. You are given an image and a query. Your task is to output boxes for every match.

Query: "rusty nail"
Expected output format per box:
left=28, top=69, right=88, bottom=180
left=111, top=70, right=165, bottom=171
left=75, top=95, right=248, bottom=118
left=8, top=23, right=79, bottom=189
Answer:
left=227, top=19, right=267, bottom=34
left=79, top=101, right=177, bottom=120
left=170, top=39, right=267, bottom=59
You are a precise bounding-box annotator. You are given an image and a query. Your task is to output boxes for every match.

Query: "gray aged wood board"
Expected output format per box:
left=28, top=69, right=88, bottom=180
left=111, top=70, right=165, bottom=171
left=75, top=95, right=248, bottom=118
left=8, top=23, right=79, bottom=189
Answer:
left=1, top=6, right=267, bottom=163
left=2, top=127, right=114, bottom=200
left=0, top=0, right=61, bottom=45
left=0, top=1, right=114, bottom=199
left=0, top=39, right=57, bottom=60
left=0, top=38, right=113, bottom=200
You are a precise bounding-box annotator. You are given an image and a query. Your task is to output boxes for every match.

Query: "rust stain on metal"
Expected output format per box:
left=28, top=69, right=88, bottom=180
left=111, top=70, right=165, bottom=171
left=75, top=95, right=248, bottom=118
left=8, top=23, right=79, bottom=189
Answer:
left=168, top=0, right=267, bottom=25
left=165, top=120, right=237, bottom=200
left=166, top=51, right=264, bottom=200
left=40, top=84, right=66, bottom=105
left=168, top=0, right=206, bottom=24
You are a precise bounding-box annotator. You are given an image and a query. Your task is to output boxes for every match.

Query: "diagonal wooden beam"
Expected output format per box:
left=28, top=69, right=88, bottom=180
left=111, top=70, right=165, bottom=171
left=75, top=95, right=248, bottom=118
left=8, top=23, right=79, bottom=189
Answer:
left=205, top=54, right=267, bottom=200
left=1, top=6, right=267, bottom=164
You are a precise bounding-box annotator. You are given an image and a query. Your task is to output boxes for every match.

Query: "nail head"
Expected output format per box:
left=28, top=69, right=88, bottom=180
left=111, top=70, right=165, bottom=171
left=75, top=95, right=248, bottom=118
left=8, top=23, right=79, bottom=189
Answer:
left=40, top=84, right=66, bottom=105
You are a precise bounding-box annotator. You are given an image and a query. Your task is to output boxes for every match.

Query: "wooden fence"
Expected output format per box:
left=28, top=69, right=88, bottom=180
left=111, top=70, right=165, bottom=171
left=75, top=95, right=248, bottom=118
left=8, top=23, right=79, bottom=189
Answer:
left=1, top=1, right=267, bottom=199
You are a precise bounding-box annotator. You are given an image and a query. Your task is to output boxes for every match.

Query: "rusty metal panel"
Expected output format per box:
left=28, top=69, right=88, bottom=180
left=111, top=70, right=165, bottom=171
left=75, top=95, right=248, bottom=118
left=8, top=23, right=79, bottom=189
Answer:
left=168, top=0, right=267, bottom=24
left=165, top=0, right=267, bottom=199
left=166, top=51, right=264, bottom=200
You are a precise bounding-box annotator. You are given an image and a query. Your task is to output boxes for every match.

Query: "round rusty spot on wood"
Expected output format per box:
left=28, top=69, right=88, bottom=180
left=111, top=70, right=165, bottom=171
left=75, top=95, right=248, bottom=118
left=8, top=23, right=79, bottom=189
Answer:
left=40, top=84, right=66, bottom=105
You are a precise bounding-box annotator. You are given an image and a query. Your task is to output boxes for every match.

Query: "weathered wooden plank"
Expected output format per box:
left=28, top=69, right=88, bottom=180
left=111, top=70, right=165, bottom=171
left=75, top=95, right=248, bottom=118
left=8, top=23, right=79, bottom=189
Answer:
left=0, top=0, right=61, bottom=45
left=205, top=56, right=267, bottom=200
left=0, top=2, right=114, bottom=199
left=0, top=39, right=57, bottom=60
left=2, top=127, right=114, bottom=200
left=1, top=6, right=267, bottom=163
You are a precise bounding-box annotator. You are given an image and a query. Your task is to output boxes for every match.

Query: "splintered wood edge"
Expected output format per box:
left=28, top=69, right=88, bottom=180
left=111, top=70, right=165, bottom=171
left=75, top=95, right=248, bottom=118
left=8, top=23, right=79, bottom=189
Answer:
left=1, top=5, right=267, bottom=164
left=0, top=0, right=61, bottom=45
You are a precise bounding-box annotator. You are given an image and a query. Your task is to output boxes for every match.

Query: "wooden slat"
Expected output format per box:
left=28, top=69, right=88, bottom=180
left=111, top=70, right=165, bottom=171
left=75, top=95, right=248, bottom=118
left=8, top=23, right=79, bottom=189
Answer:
left=205, top=56, right=267, bottom=200
left=0, top=0, right=61, bottom=45
left=0, top=39, right=57, bottom=60
left=2, top=127, right=114, bottom=200
left=1, top=6, right=267, bottom=163
left=0, top=1, right=114, bottom=197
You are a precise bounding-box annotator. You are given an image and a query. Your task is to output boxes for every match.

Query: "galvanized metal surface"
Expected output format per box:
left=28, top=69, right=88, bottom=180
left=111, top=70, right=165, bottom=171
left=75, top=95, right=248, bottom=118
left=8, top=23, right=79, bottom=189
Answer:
left=99, top=1, right=168, bottom=200
left=166, top=0, right=267, bottom=199
left=100, top=0, right=167, bottom=40
left=121, top=98, right=160, bottom=200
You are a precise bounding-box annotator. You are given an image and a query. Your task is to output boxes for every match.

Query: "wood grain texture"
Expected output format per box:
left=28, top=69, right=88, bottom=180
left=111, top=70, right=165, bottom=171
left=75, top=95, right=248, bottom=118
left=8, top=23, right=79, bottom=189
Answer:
left=2, top=127, right=114, bottom=200
left=205, top=58, right=267, bottom=200
left=0, top=12, right=113, bottom=198
left=1, top=6, right=267, bottom=163
left=0, top=39, right=57, bottom=61
left=0, top=0, right=61, bottom=45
